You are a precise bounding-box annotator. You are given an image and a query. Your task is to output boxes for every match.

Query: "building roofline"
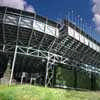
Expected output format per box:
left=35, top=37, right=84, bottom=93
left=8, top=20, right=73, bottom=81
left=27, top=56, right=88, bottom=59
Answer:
left=64, top=19, right=100, bottom=46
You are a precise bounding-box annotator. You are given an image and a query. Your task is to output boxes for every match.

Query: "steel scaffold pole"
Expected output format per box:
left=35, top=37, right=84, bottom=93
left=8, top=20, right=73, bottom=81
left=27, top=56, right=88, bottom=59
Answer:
left=9, top=46, right=18, bottom=85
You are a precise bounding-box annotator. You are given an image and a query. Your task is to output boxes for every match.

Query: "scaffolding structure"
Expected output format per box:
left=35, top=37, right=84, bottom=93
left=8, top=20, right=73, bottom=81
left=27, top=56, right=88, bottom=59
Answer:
left=0, top=6, right=100, bottom=89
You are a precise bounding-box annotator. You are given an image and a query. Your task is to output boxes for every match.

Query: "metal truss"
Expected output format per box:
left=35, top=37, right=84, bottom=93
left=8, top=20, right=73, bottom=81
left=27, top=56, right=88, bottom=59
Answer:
left=8, top=45, right=100, bottom=86
left=8, top=45, right=69, bottom=85
left=0, top=7, right=100, bottom=87
left=45, top=53, right=55, bottom=87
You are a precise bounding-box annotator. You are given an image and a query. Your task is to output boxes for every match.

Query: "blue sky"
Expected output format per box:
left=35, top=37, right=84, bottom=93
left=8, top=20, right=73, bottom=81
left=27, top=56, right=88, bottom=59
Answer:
left=25, top=0, right=100, bottom=42
left=26, top=0, right=92, bottom=22
left=0, top=0, right=100, bottom=41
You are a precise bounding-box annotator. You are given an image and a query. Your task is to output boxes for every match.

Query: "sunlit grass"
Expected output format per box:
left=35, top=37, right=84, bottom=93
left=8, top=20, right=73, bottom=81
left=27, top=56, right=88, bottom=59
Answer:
left=0, top=85, right=100, bottom=100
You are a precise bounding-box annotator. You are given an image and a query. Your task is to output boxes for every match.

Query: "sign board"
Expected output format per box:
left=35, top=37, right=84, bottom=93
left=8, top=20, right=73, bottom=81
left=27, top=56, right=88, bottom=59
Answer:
left=4, top=14, right=59, bottom=38
left=33, top=20, right=45, bottom=33
left=75, top=31, right=80, bottom=41
left=20, top=17, right=33, bottom=28
left=45, top=25, right=56, bottom=36
left=33, top=20, right=59, bottom=37
left=68, top=26, right=74, bottom=37
left=5, top=14, right=18, bottom=25
left=84, top=37, right=88, bottom=46
left=68, top=26, right=100, bottom=52
left=80, top=34, right=84, bottom=44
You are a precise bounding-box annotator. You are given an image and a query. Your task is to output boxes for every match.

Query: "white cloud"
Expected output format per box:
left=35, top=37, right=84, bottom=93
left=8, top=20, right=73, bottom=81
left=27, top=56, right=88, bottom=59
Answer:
left=96, top=27, right=100, bottom=33
left=93, top=14, right=100, bottom=26
left=92, top=0, right=100, bottom=33
left=0, top=0, right=35, bottom=13
left=24, top=1, right=36, bottom=13
left=25, top=5, right=35, bottom=13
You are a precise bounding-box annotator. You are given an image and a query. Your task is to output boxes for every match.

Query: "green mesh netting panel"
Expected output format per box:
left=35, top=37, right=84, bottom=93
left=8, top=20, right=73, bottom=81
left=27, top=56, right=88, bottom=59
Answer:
left=95, top=75, right=100, bottom=90
left=77, top=70, right=91, bottom=89
left=55, top=66, right=74, bottom=87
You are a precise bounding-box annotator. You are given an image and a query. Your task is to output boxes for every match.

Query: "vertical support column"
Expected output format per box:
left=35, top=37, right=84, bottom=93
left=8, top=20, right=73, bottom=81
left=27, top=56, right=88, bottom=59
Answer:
left=45, top=58, right=49, bottom=87
left=74, top=67, right=77, bottom=88
left=9, top=46, right=17, bottom=85
left=45, top=53, right=55, bottom=87
left=91, top=72, right=96, bottom=90
left=3, top=44, right=5, bottom=52
left=91, top=72, right=94, bottom=90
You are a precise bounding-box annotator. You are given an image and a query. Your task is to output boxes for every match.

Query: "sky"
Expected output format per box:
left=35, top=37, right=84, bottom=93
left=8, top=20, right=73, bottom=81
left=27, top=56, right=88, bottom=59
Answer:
left=25, top=0, right=100, bottom=42
left=26, top=0, right=93, bottom=21
left=0, top=0, right=100, bottom=41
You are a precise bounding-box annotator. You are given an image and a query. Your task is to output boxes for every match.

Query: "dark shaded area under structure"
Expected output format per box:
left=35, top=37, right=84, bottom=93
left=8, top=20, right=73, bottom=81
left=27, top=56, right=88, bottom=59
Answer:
left=0, top=53, right=9, bottom=78
left=13, top=55, right=47, bottom=85
left=54, top=64, right=100, bottom=90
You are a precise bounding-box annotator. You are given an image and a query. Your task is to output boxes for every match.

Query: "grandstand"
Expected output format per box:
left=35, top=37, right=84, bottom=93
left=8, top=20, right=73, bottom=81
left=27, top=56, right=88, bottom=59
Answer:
left=0, top=6, right=100, bottom=90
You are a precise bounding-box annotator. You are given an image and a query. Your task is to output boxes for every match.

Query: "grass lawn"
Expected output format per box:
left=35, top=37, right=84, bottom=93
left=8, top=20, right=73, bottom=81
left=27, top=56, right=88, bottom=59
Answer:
left=0, top=85, right=100, bottom=100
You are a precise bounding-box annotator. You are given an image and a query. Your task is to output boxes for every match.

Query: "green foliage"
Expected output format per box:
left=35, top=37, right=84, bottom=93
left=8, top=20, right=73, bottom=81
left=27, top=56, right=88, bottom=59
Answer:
left=55, top=66, right=74, bottom=87
left=55, top=65, right=100, bottom=90
left=0, top=85, right=100, bottom=100
left=95, top=75, right=100, bottom=90
left=77, top=70, right=91, bottom=89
